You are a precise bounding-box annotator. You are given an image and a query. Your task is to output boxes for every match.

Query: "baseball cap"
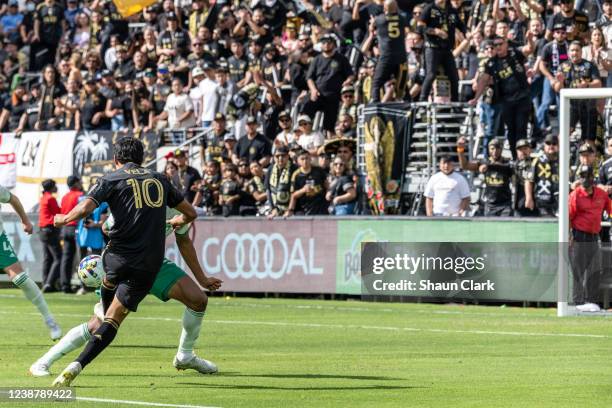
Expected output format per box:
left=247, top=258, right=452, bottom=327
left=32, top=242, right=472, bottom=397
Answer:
left=278, top=110, right=291, bottom=119
left=341, top=85, right=355, bottom=94
left=276, top=146, right=289, bottom=155
left=192, top=67, right=205, bottom=77
left=214, top=112, right=226, bottom=121
left=158, top=64, right=169, bottom=74
left=224, top=133, right=236, bottom=142
left=488, top=138, right=502, bottom=148
left=166, top=11, right=178, bottom=20
left=579, top=143, right=595, bottom=154
left=544, top=134, right=559, bottom=145
left=8, top=0, right=18, bottom=6
left=264, top=43, right=277, bottom=53
left=516, top=139, right=530, bottom=149
left=288, top=141, right=301, bottom=151
left=320, top=34, right=335, bottom=43
left=101, top=69, right=112, bottom=77
left=202, top=61, right=216, bottom=70
left=297, top=114, right=312, bottom=124
left=174, top=148, right=187, bottom=157
left=246, top=115, right=257, bottom=124
left=298, top=33, right=309, bottom=40
left=552, top=23, right=566, bottom=32
left=144, top=68, right=155, bottom=77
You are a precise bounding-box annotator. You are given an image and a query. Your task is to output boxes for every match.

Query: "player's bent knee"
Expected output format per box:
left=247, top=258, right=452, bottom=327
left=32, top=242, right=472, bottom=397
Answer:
left=87, top=315, right=102, bottom=334
left=187, top=291, right=207, bottom=313
left=4, top=262, right=23, bottom=279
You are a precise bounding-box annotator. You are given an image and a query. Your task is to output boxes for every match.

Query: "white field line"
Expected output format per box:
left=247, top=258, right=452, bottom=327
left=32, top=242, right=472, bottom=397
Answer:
left=76, top=396, right=220, bottom=408
left=0, top=310, right=607, bottom=339
left=0, top=293, right=560, bottom=318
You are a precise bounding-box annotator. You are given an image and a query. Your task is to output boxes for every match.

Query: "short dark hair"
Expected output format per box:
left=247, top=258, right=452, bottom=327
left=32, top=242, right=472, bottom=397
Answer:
left=439, top=155, right=452, bottom=163
left=42, top=179, right=56, bottom=192
left=113, top=137, right=144, bottom=165
left=67, top=175, right=80, bottom=188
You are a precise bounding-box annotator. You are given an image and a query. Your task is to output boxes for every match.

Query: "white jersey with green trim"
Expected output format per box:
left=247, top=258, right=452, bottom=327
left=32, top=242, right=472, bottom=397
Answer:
left=0, top=185, right=11, bottom=235
left=104, top=207, right=191, bottom=238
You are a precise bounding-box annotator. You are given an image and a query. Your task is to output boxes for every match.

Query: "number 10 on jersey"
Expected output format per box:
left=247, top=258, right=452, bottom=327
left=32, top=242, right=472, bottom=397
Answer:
left=127, top=178, right=164, bottom=208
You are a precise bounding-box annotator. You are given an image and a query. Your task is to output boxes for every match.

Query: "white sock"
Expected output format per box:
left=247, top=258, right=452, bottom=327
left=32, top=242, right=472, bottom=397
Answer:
left=176, top=308, right=205, bottom=361
left=38, top=323, right=91, bottom=367
left=12, top=272, right=54, bottom=323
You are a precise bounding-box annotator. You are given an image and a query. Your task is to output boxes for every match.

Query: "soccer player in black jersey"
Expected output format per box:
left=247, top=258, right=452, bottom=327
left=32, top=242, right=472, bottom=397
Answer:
left=370, top=0, right=408, bottom=102
left=51, top=137, right=196, bottom=386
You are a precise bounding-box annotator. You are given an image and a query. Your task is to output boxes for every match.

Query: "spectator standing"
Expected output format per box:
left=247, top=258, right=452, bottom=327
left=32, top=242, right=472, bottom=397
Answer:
left=201, top=112, right=229, bottom=164
left=326, top=157, right=358, bottom=215
left=418, top=0, right=465, bottom=102
left=38, top=179, right=61, bottom=292
left=265, top=146, right=295, bottom=218
left=470, top=35, right=535, bottom=158
left=304, top=34, right=354, bottom=137
left=33, top=0, right=65, bottom=70
left=569, top=165, right=611, bottom=312
left=513, top=139, right=538, bottom=216
left=162, top=78, right=196, bottom=129
left=76, top=77, right=109, bottom=131
left=273, top=110, right=295, bottom=152
left=424, top=155, right=471, bottom=216
left=525, top=134, right=559, bottom=216
left=287, top=149, right=329, bottom=216
left=581, top=27, right=612, bottom=88
left=553, top=41, right=602, bottom=143
left=370, top=0, right=407, bottom=103
left=219, top=163, right=241, bottom=217
left=233, top=115, right=272, bottom=166
left=1, top=0, right=23, bottom=44
left=59, top=176, right=82, bottom=294
left=535, top=23, right=569, bottom=133
left=175, top=148, right=202, bottom=204
left=295, top=114, right=325, bottom=161
left=199, top=62, right=220, bottom=128
left=545, top=0, right=589, bottom=44
left=458, top=137, right=513, bottom=216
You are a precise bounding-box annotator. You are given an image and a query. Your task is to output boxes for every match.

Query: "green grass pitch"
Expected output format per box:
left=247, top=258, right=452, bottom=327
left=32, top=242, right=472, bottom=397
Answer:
left=1, top=288, right=612, bottom=408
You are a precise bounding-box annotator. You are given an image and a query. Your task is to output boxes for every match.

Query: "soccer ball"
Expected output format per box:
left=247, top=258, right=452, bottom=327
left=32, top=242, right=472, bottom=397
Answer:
left=77, top=255, right=105, bottom=288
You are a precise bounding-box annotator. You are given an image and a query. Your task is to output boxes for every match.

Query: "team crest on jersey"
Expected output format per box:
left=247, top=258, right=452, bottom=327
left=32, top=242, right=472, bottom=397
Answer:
left=249, top=146, right=256, bottom=155
left=331, top=61, right=338, bottom=69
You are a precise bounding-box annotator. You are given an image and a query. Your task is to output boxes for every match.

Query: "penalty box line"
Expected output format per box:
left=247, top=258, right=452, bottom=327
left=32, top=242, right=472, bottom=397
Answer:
left=0, top=310, right=608, bottom=339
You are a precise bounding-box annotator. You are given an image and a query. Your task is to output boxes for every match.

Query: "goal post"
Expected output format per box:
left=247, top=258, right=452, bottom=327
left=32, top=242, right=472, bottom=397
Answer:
left=557, top=88, right=612, bottom=317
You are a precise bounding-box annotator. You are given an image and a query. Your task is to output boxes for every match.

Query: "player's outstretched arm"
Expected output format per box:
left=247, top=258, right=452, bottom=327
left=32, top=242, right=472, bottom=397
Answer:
left=175, top=233, right=222, bottom=291
left=8, top=194, right=33, bottom=234
left=54, top=198, right=97, bottom=228
left=168, top=200, right=197, bottom=230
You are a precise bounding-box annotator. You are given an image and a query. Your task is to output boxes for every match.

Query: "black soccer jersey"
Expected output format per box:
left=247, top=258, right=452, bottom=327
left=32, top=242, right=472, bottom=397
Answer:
left=375, top=13, right=407, bottom=61
left=87, top=162, right=184, bottom=270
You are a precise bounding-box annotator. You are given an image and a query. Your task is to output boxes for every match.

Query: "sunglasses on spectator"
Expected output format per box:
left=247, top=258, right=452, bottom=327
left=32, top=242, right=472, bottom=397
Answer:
left=299, top=121, right=309, bottom=126
left=342, top=93, right=354, bottom=97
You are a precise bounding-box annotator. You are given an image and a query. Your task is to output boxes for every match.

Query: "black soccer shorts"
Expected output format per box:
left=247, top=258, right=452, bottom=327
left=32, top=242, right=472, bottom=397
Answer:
left=102, top=251, right=162, bottom=312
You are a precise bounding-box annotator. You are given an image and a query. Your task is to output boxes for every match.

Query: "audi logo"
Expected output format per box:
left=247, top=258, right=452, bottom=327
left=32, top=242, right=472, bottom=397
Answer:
left=202, top=233, right=323, bottom=279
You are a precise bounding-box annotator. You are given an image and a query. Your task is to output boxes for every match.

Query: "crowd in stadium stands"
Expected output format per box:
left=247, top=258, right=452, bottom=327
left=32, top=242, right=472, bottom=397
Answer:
left=2, top=0, right=612, bottom=217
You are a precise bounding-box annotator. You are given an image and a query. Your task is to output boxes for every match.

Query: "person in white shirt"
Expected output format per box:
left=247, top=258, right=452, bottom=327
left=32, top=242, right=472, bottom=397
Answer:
left=199, top=62, right=221, bottom=128
left=189, top=67, right=205, bottom=122
left=424, top=156, right=471, bottom=216
left=295, top=114, right=324, bottom=160
left=162, top=78, right=196, bottom=129
left=273, top=110, right=295, bottom=153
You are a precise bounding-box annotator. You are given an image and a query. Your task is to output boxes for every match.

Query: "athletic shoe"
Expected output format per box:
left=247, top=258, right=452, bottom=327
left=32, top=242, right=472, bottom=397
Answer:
left=52, top=362, right=82, bottom=387
left=173, top=355, right=218, bottom=374
left=29, top=361, right=50, bottom=377
left=76, top=287, right=88, bottom=296
left=47, top=319, right=62, bottom=341
left=576, top=303, right=601, bottom=312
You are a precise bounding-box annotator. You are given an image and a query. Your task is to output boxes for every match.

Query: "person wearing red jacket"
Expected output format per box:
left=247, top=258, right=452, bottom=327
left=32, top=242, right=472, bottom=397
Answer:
left=39, top=179, right=62, bottom=292
left=59, top=176, right=83, bottom=294
left=569, top=165, right=612, bottom=312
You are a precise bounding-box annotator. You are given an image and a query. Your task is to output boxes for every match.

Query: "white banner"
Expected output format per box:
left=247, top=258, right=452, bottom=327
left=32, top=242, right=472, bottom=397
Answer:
left=0, top=133, right=19, bottom=189
left=13, top=131, right=77, bottom=212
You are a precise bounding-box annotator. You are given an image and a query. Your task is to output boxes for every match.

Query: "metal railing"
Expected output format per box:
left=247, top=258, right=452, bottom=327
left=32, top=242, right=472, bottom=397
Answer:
left=145, top=127, right=213, bottom=169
